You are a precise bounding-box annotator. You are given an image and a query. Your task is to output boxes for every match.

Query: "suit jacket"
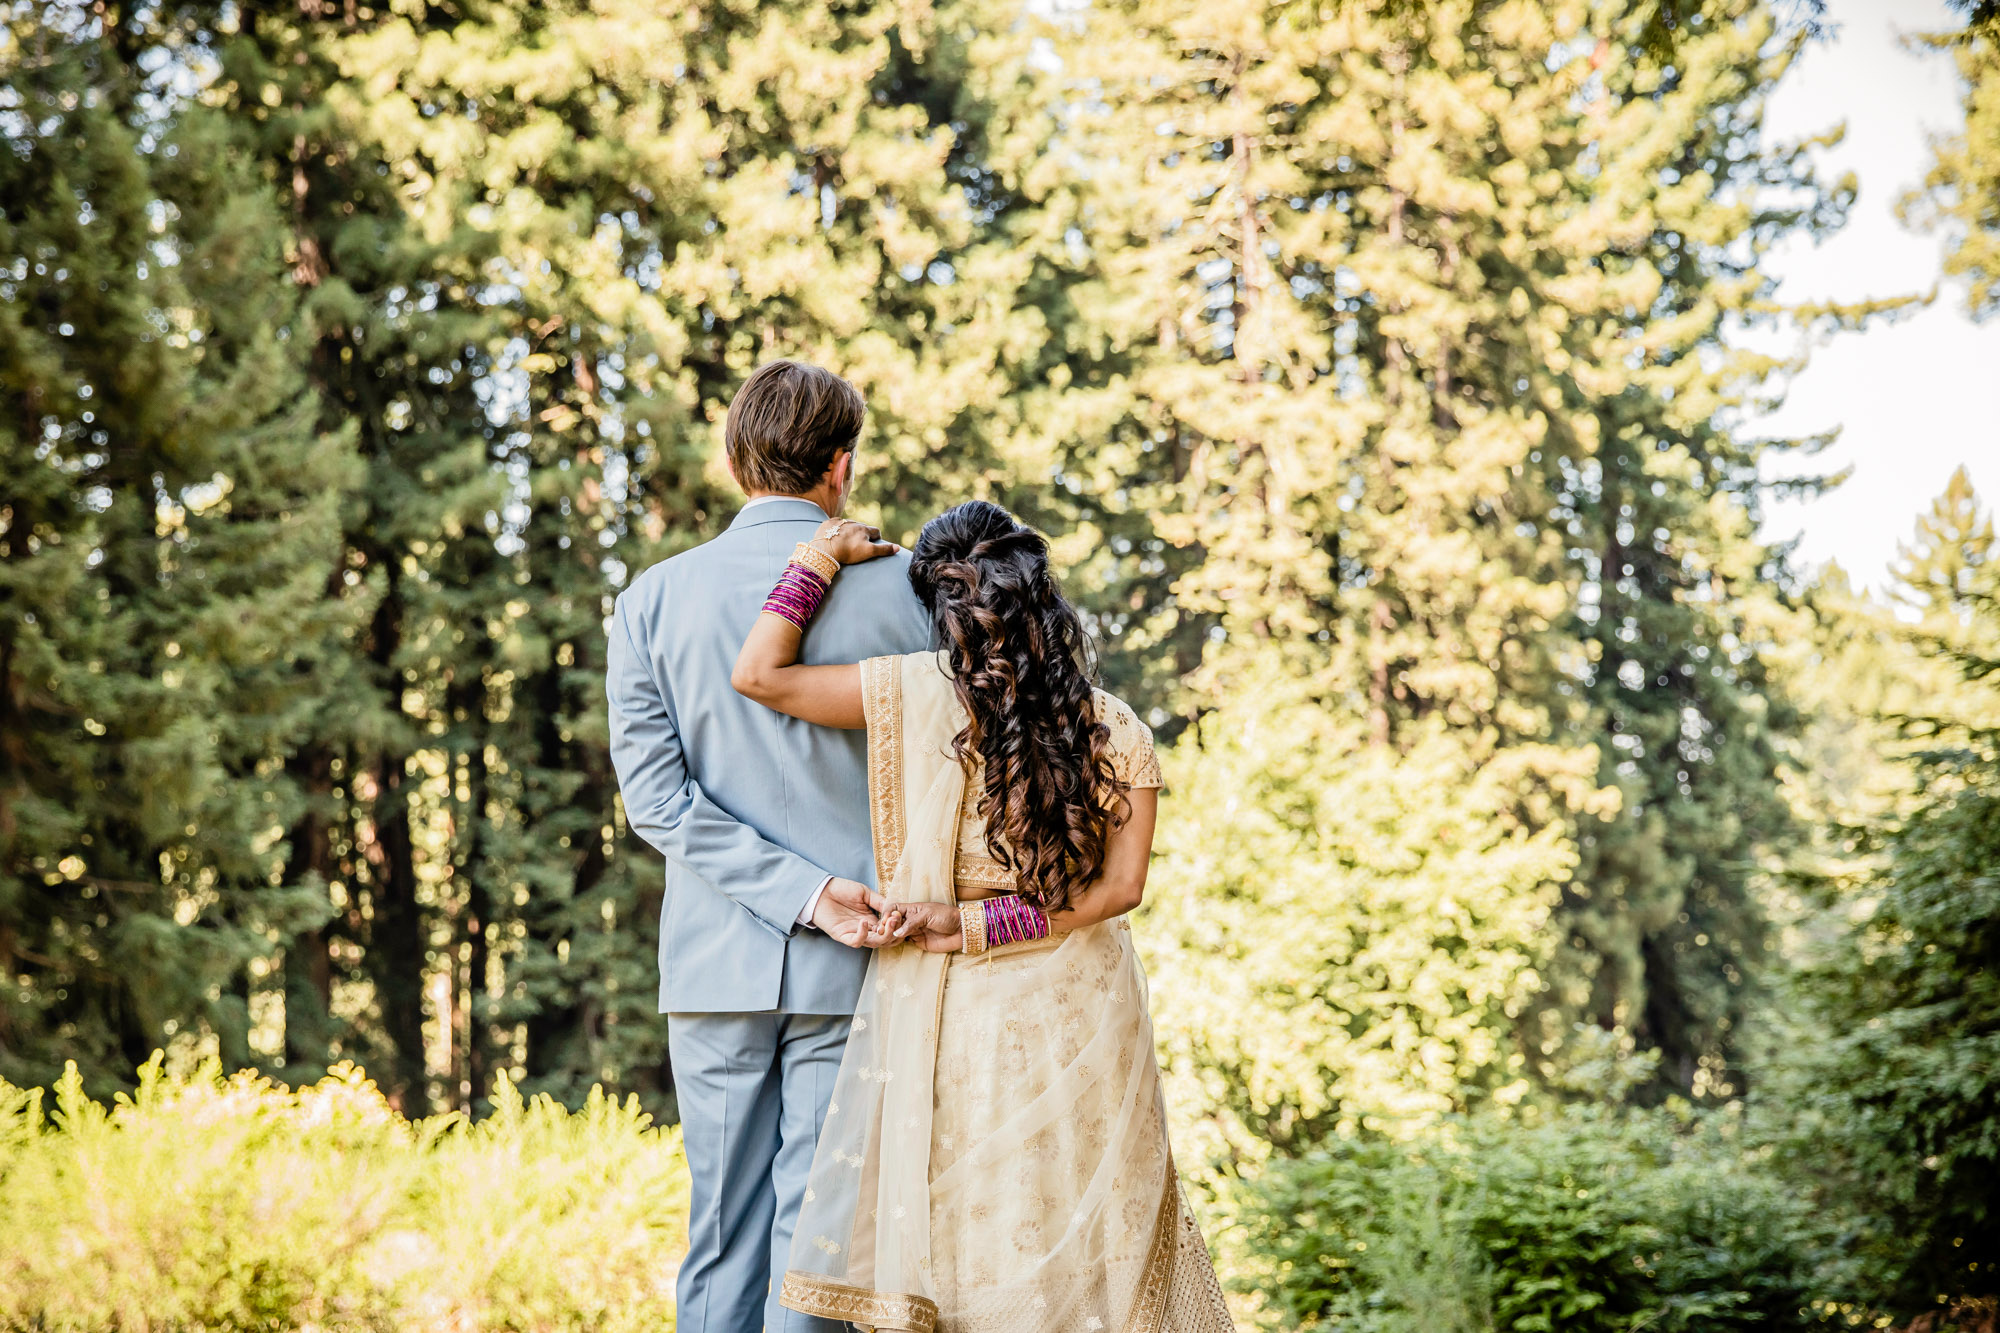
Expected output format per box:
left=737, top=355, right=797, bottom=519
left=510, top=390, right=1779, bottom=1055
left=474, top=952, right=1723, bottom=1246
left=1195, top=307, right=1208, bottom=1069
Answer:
left=606, top=497, right=934, bottom=1014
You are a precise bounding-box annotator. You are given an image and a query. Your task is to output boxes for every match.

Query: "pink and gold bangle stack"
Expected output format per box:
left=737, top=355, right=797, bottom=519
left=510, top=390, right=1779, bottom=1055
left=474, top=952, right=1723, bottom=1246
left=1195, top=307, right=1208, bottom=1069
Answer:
left=958, top=893, right=1049, bottom=956
left=985, top=893, right=1050, bottom=946
left=762, top=542, right=841, bottom=630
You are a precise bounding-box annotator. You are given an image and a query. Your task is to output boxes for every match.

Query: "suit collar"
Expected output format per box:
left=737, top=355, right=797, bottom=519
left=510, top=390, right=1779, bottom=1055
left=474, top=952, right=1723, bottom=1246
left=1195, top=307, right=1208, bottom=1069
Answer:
left=726, top=496, right=829, bottom=532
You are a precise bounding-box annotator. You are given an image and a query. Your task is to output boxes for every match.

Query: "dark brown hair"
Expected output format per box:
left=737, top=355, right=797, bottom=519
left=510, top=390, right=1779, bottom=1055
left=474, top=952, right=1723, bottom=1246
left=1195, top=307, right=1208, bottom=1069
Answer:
left=909, top=501, right=1127, bottom=914
left=723, top=360, right=866, bottom=495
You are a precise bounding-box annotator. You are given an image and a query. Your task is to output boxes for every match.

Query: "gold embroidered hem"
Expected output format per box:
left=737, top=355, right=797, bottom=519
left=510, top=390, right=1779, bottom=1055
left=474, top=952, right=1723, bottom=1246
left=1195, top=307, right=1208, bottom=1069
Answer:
left=780, top=1272, right=940, bottom=1333
left=1130, top=1163, right=1185, bottom=1333
left=1145, top=1170, right=1237, bottom=1333
left=1159, top=1189, right=1238, bottom=1333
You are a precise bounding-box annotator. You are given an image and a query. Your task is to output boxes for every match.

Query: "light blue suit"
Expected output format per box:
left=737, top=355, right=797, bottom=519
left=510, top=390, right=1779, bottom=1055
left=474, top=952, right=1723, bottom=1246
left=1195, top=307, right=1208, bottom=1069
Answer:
left=606, top=497, right=931, bottom=1333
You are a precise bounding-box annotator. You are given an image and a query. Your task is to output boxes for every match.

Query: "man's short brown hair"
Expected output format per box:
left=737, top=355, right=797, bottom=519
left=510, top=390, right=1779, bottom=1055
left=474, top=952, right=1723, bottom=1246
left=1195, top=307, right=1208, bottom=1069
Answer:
left=723, top=360, right=866, bottom=495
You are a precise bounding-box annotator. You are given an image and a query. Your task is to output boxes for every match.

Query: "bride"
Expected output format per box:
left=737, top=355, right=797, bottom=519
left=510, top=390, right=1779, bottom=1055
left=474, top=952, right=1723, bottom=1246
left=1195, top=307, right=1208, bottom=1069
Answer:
left=732, top=500, right=1235, bottom=1333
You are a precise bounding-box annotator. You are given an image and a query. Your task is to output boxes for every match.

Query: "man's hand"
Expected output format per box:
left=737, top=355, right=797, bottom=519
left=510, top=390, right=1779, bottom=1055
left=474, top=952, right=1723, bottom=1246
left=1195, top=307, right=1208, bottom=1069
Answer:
left=888, top=901, right=965, bottom=953
left=812, top=877, right=902, bottom=948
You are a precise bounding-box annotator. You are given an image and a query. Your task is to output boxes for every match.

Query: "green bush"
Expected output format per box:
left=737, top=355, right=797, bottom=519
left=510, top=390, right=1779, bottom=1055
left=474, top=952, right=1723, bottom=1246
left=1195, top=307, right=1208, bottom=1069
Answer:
left=0, top=1054, right=689, bottom=1332
left=1227, top=1105, right=1848, bottom=1333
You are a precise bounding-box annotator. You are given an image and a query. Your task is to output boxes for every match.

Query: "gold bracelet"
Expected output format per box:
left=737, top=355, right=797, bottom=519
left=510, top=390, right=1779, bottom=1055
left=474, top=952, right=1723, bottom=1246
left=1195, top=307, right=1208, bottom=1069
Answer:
left=958, top=902, right=987, bottom=956
left=791, top=542, right=840, bottom=583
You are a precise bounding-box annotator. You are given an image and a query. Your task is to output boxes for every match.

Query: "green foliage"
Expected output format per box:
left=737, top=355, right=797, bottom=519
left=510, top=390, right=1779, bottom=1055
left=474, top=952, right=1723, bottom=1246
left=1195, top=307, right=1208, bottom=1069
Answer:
left=1141, top=667, right=1579, bottom=1158
left=3, top=0, right=1055, bottom=1114
left=1044, top=0, right=1842, bottom=1103
left=1228, top=1106, right=1842, bottom=1333
left=1761, top=492, right=2000, bottom=1315
left=0, top=0, right=1851, bottom=1121
left=0, top=1053, right=688, bottom=1332
left=1909, top=24, right=2000, bottom=318
left=0, top=6, right=359, bottom=1091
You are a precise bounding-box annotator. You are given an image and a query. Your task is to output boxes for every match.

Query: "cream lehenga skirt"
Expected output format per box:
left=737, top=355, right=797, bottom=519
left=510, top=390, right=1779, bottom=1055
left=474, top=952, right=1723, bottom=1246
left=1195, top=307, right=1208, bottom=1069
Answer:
left=924, top=922, right=1234, bottom=1332
left=777, top=651, right=1234, bottom=1333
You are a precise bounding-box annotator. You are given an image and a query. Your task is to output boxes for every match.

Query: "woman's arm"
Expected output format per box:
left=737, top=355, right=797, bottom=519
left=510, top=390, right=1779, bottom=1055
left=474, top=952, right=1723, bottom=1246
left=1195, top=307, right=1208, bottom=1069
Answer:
left=1048, top=787, right=1157, bottom=931
left=731, top=518, right=898, bottom=729
left=893, top=788, right=1158, bottom=950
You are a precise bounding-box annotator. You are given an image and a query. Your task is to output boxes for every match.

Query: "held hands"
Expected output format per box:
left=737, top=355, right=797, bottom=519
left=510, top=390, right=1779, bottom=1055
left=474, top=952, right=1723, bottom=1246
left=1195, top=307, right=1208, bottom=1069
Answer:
left=887, top=900, right=965, bottom=953
left=809, top=880, right=962, bottom=953
left=812, top=878, right=905, bottom=949
left=811, top=518, right=898, bottom=566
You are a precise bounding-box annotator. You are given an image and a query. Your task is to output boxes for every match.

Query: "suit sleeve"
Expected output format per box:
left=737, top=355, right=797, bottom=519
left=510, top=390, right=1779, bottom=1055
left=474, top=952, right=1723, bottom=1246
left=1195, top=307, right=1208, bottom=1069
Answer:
left=606, top=591, right=827, bottom=938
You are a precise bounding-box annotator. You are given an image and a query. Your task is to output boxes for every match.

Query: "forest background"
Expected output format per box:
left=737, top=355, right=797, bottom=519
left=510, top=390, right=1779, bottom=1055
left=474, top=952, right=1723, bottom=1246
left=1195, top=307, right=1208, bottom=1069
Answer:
left=2, top=0, right=1997, bottom=1328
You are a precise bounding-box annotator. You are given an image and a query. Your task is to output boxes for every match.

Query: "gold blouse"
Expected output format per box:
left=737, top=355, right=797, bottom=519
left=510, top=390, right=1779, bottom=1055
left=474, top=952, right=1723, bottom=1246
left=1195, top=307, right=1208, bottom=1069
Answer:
left=954, top=689, right=1160, bottom=900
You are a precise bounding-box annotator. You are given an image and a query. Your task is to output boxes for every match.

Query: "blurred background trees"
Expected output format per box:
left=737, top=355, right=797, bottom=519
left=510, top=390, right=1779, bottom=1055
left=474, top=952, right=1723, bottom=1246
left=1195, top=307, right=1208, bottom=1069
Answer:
left=3, top=0, right=1997, bottom=1325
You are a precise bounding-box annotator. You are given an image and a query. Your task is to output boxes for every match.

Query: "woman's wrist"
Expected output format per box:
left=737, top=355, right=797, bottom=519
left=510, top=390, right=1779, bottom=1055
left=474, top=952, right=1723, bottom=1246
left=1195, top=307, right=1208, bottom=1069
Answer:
left=958, top=902, right=987, bottom=955
left=958, top=895, right=1051, bottom=953
left=793, top=541, right=841, bottom=581
left=762, top=550, right=835, bottom=630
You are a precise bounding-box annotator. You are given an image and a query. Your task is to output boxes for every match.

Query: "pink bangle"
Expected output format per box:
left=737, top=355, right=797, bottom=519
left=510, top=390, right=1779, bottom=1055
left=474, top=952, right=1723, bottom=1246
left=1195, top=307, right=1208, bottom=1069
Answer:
left=762, top=562, right=831, bottom=630
left=981, top=893, right=1049, bottom=948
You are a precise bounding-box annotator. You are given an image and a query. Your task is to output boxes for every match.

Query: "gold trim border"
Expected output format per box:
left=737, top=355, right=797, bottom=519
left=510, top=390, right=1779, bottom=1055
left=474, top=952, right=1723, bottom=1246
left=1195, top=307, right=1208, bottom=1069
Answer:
left=780, top=1272, right=939, bottom=1333
left=953, top=852, right=1015, bottom=891
left=861, top=655, right=906, bottom=891
left=1132, top=1162, right=1183, bottom=1333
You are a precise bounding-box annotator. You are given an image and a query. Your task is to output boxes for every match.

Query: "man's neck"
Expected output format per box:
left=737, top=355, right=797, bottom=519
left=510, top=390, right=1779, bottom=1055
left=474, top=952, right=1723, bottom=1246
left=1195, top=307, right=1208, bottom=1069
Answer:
left=741, top=489, right=835, bottom=517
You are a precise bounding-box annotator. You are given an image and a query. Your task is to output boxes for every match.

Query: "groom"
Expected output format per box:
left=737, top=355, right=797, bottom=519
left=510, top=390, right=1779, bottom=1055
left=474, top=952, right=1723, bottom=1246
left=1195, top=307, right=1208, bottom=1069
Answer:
left=605, top=360, right=931, bottom=1333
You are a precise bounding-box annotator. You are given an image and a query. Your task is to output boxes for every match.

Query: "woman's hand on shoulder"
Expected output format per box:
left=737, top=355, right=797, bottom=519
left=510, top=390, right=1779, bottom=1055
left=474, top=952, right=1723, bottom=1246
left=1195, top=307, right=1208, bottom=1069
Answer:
left=812, top=517, right=899, bottom=566
left=887, top=900, right=964, bottom=953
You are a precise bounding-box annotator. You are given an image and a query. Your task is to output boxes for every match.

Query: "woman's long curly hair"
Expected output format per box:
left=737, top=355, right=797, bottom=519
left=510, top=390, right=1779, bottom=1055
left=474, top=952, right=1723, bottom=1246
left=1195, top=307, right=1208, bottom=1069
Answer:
left=908, top=501, right=1127, bottom=914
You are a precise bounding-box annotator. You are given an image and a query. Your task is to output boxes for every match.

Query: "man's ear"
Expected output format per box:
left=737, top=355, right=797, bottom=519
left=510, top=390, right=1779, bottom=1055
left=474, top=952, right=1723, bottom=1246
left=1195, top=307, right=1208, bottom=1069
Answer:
left=829, top=447, right=855, bottom=493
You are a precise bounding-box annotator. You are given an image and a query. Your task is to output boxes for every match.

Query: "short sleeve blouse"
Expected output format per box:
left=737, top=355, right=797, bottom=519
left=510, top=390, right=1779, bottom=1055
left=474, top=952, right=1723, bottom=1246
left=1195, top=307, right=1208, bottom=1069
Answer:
left=1095, top=690, right=1162, bottom=790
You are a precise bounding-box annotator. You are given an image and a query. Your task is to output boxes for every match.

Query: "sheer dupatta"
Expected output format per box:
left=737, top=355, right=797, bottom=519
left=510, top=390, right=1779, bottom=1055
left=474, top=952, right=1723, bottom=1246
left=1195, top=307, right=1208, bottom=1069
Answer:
left=779, top=652, right=1236, bottom=1333
left=780, top=652, right=962, bottom=1332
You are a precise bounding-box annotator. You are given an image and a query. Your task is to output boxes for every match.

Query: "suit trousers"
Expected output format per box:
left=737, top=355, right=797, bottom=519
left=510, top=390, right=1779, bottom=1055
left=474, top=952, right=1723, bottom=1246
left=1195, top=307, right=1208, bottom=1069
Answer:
left=669, top=1011, right=851, bottom=1333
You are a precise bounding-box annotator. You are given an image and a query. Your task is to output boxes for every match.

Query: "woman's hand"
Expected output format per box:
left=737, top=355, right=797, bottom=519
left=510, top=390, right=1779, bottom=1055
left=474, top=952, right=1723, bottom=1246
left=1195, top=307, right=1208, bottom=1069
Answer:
left=888, top=900, right=964, bottom=953
left=812, top=517, right=898, bottom=566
